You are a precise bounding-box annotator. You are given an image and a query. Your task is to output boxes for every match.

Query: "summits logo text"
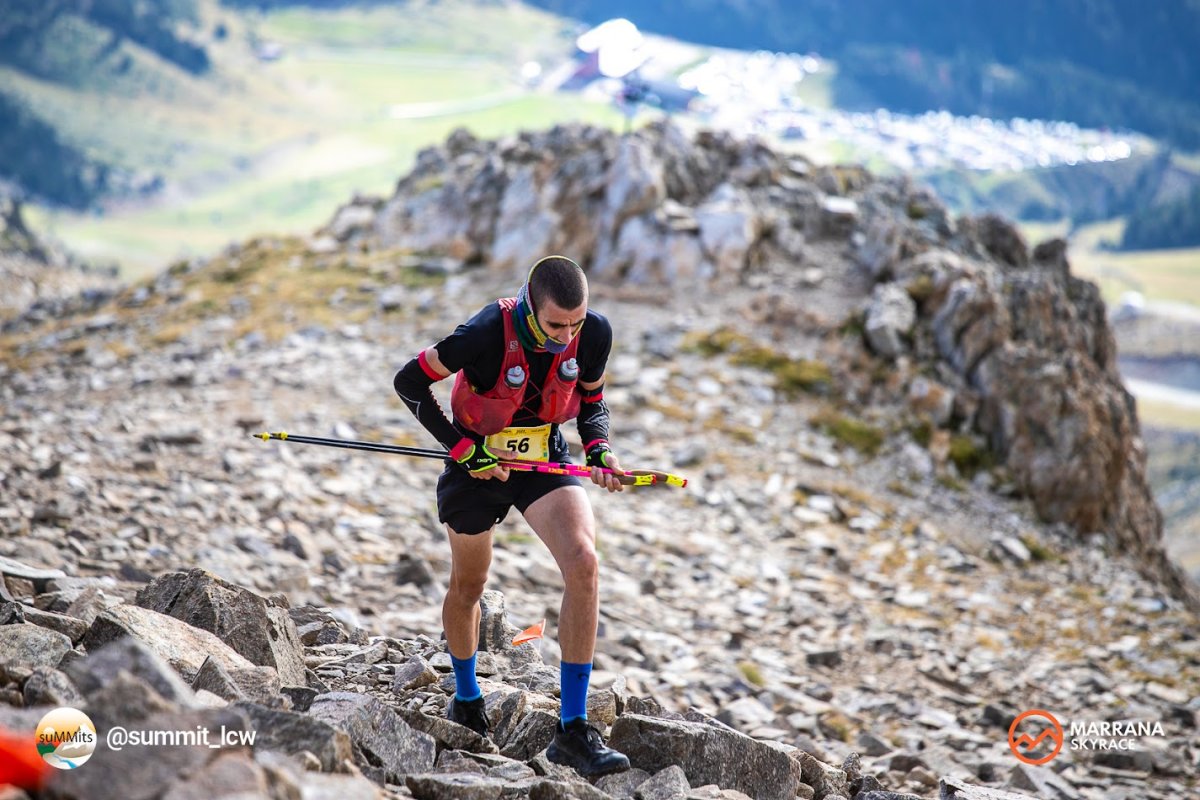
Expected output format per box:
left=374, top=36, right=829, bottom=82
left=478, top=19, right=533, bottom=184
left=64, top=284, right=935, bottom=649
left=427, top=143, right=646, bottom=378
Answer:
left=36, top=708, right=98, bottom=770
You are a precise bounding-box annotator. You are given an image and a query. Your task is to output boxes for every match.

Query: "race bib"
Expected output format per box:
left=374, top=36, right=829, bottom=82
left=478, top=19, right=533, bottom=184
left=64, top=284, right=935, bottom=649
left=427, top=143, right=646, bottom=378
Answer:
left=485, top=424, right=551, bottom=462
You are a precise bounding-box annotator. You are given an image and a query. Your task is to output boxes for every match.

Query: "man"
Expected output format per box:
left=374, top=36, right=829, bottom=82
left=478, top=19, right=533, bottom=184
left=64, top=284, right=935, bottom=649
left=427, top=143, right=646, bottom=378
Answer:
left=393, top=255, right=631, bottom=777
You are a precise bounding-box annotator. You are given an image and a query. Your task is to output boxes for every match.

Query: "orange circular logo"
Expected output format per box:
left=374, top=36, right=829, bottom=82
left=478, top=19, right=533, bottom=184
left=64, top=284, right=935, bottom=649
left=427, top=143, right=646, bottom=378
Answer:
left=1008, top=709, right=1064, bottom=765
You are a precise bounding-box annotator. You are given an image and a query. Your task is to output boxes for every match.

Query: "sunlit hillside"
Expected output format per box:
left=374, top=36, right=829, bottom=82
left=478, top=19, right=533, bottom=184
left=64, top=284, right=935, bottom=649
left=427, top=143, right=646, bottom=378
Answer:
left=19, top=0, right=625, bottom=277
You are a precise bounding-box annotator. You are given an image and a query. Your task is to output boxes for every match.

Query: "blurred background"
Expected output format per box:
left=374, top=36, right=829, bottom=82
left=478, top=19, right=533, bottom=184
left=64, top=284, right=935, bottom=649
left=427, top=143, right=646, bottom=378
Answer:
left=2, top=0, right=1198, bottom=576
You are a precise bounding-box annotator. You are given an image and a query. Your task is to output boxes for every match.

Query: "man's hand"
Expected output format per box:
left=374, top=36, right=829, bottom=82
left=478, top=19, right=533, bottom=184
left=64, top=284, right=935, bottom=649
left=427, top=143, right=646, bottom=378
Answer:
left=451, top=439, right=519, bottom=481
left=585, top=441, right=625, bottom=493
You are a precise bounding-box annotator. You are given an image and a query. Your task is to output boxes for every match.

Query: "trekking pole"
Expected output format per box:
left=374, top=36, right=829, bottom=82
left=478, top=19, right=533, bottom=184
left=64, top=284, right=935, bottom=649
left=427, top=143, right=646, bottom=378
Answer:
left=252, top=432, right=687, bottom=488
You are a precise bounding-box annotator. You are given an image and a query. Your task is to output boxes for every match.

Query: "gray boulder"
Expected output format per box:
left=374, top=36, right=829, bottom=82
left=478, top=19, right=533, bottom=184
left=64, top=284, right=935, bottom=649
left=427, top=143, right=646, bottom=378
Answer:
left=22, top=666, right=83, bottom=707
left=940, top=777, right=1038, bottom=799
left=191, top=655, right=282, bottom=705
left=478, top=590, right=543, bottom=670
left=84, top=671, right=183, bottom=726
left=498, top=708, right=559, bottom=761
left=0, top=624, right=73, bottom=678
left=157, top=750, right=274, bottom=800
left=395, top=705, right=499, bottom=755
left=394, top=654, right=440, bottom=692
left=608, top=714, right=802, bottom=800
left=794, top=751, right=849, bottom=799
left=595, top=767, right=652, bottom=798
left=405, top=772, right=510, bottom=800
left=66, top=636, right=196, bottom=703
left=136, top=568, right=306, bottom=687
left=308, top=691, right=437, bottom=783
left=233, top=701, right=354, bottom=772
left=81, top=604, right=256, bottom=683
left=865, top=283, right=917, bottom=358
left=694, top=184, right=762, bottom=279
left=1005, top=763, right=1082, bottom=798
left=528, top=779, right=614, bottom=799
left=636, top=764, right=691, bottom=799
left=14, top=604, right=89, bottom=643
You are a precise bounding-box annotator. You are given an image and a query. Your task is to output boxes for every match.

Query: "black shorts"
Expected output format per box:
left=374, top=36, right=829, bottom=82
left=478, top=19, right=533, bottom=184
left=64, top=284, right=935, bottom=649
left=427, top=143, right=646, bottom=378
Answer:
left=436, top=434, right=581, bottom=535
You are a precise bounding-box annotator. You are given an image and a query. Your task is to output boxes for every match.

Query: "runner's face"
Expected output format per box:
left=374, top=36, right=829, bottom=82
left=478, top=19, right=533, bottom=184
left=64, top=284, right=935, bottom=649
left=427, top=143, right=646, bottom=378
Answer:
left=536, top=298, right=587, bottom=347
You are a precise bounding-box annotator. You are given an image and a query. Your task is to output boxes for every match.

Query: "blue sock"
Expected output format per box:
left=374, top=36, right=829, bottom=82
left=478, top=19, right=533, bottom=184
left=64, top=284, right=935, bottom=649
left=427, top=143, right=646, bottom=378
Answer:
left=560, top=660, right=592, bottom=723
left=450, top=652, right=481, bottom=701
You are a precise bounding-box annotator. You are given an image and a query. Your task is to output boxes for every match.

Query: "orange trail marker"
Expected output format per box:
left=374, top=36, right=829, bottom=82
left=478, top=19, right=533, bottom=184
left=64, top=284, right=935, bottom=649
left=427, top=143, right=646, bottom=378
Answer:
left=0, top=728, right=51, bottom=789
left=512, top=618, right=546, bottom=646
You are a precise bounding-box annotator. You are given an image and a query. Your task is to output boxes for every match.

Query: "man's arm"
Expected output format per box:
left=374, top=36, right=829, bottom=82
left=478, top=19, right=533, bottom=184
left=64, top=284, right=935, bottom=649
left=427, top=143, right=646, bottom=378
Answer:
left=393, top=346, right=460, bottom=450
left=576, top=376, right=611, bottom=455
left=394, top=346, right=515, bottom=480
left=576, top=377, right=623, bottom=492
left=576, top=311, right=614, bottom=460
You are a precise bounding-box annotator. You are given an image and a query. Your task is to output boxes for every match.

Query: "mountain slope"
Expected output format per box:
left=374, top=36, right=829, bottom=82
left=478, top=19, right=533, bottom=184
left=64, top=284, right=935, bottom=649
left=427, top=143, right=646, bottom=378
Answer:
left=2, top=122, right=1198, bottom=798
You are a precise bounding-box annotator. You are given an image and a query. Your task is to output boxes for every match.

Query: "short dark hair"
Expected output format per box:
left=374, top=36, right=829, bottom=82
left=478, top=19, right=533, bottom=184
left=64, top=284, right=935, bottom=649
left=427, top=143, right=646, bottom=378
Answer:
left=529, top=255, right=587, bottom=310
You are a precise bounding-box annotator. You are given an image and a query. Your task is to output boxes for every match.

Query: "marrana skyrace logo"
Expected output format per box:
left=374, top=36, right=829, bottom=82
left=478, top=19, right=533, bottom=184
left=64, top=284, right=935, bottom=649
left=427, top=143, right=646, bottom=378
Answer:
left=1008, top=708, right=1165, bottom=765
left=36, top=708, right=97, bottom=769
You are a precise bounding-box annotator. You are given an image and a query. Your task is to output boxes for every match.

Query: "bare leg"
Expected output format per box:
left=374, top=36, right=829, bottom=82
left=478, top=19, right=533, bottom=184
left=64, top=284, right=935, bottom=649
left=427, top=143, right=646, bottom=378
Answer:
left=522, top=485, right=599, bottom=663
left=443, top=525, right=494, bottom=659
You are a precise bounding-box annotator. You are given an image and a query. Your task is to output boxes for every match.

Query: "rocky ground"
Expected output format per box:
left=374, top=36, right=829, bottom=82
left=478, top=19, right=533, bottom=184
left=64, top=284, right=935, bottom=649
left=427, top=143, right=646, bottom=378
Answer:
left=1, top=123, right=1198, bottom=800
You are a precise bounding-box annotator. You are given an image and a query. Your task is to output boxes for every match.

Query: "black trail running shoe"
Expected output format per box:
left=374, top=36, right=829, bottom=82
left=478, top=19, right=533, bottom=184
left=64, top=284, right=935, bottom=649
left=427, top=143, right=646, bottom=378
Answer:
left=447, top=696, right=491, bottom=739
left=546, top=718, right=631, bottom=777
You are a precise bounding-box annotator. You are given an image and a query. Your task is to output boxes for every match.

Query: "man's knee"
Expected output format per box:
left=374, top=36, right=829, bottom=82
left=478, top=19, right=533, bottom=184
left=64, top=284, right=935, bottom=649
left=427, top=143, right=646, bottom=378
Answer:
left=448, top=572, right=489, bottom=604
left=560, top=540, right=598, bottom=587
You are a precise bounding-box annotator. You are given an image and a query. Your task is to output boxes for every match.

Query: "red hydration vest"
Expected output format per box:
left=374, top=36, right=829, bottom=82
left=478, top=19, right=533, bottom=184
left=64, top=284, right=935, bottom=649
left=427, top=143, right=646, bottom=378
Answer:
left=450, top=297, right=582, bottom=435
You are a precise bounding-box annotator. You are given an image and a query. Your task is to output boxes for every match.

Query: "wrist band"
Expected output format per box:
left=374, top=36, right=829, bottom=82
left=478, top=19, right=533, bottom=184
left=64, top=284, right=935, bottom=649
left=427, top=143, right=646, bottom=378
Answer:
left=449, top=437, right=475, bottom=461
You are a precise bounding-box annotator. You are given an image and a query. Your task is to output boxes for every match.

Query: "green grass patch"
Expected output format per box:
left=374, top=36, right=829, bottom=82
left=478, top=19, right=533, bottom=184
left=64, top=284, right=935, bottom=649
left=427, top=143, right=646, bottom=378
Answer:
left=947, top=434, right=994, bottom=477
left=1018, top=219, right=1072, bottom=245
left=810, top=407, right=886, bottom=456
left=937, top=474, right=967, bottom=492
left=818, top=711, right=854, bottom=743
left=1019, top=534, right=1059, bottom=563
left=737, top=661, right=766, bottom=688
left=907, top=419, right=934, bottom=448
left=1068, top=231, right=1200, bottom=308
left=33, top=91, right=625, bottom=278
left=260, top=1, right=565, bottom=61
left=905, top=273, right=936, bottom=304
left=684, top=326, right=833, bottom=396
left=0, top=235, right=446, bottom=371
left=1135, top=396, right=1200, bottom=431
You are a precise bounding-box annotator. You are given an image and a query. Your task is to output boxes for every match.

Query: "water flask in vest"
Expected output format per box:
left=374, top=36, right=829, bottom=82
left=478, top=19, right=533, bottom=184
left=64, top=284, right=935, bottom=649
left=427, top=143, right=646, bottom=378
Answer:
left=558, top=358, right=579, bottom=382
left=505, top=365, right=526, bottom=389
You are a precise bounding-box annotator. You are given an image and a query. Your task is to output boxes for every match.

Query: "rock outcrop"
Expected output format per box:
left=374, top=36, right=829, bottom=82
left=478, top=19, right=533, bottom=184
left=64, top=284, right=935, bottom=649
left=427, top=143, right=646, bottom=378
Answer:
left=0, top=194, right=120, bottom=321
